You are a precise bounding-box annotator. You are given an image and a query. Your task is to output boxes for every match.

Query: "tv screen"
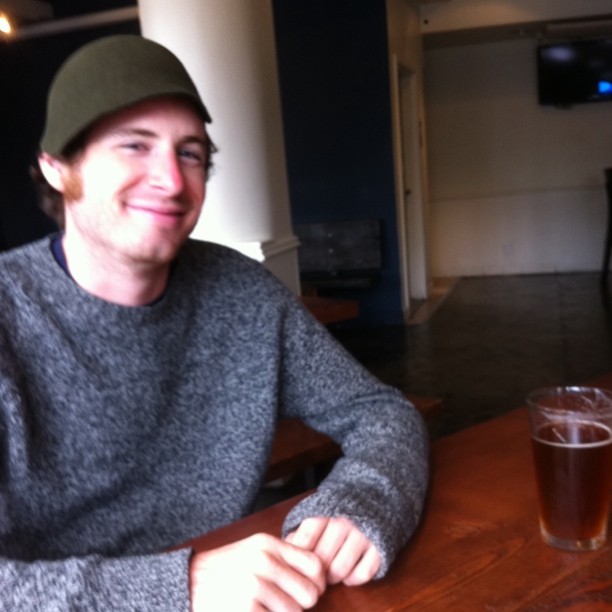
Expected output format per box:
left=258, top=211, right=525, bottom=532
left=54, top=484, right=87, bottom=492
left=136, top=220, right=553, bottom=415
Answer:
left=537, top=38, right=612, bottom=107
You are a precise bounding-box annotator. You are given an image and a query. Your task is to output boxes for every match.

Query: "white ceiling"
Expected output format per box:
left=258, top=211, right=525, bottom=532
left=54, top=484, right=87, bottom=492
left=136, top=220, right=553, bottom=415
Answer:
left=421, top=0, right=612, bottom=47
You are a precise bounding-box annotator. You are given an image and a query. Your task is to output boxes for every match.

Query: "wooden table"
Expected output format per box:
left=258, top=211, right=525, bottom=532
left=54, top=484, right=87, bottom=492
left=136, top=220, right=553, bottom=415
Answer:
left=185, top=373, right=612, bottom=610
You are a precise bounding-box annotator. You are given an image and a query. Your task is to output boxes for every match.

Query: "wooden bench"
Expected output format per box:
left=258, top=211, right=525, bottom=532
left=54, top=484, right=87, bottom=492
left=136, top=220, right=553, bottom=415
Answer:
left=265, top=394, right=442, bottom=482
left=299, top=295, right=360, bottom=325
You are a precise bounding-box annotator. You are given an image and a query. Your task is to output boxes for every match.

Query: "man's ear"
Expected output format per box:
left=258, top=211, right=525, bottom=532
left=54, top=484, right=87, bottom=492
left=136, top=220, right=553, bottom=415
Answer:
left=38, top=153, right=68, bottom=193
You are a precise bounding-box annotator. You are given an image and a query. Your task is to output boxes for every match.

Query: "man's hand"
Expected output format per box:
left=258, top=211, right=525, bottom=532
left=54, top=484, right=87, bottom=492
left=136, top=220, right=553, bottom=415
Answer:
left=285, top=517, right=381, bottom=586
left=189, top=533, right=326, bottom=611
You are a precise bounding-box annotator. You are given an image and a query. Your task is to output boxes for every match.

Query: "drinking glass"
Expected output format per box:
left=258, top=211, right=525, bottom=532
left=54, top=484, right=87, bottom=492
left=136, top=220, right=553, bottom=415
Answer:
left=527, top=386, right=612, bottom=551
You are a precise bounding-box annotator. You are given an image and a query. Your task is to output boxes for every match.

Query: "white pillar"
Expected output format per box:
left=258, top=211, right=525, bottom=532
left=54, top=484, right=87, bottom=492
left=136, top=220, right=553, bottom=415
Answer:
left=138, top=0, right=300, bottom=293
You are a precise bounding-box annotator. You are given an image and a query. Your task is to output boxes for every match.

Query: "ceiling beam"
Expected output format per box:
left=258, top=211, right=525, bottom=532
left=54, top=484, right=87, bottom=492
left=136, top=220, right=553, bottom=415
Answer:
left=14, top=6, right=138, bottom=40
left=0, top=0, right=53, bottom=23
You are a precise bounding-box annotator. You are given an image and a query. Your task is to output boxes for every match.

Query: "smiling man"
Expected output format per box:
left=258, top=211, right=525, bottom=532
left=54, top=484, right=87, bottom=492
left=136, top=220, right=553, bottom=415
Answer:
left=0, top=35, right=428, bottom=611
left=40, top=96, right=208, bottom=305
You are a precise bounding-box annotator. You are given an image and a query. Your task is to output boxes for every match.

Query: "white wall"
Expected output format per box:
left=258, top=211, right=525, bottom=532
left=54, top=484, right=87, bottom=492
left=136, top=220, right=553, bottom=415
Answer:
left=424, top=38, right=612, bottom=277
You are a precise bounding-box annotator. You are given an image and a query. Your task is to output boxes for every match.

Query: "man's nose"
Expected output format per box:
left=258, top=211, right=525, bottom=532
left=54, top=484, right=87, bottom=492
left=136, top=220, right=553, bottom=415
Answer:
left=148, top=150, right=185, bottom=194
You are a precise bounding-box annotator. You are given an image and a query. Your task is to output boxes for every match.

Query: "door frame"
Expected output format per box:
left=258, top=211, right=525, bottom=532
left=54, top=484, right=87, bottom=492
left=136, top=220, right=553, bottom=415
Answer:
left=390, top=53, right=429, bottom=319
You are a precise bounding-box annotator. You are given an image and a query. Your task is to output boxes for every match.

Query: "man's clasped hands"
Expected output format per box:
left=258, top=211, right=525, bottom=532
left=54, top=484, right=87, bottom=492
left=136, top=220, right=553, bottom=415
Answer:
left=190, top=516, right=381, bottom=611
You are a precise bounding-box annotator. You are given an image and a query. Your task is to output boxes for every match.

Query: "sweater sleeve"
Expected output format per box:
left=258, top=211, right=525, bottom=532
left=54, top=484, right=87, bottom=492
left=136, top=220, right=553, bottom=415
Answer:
left=277, top=299, right=429, bottom=577
left=0, top=548, right=192, bottom=611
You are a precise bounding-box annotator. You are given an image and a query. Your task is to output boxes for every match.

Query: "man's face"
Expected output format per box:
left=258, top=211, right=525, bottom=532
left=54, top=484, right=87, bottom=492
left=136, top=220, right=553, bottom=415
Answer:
left=56, top=96, right=208, bottom=268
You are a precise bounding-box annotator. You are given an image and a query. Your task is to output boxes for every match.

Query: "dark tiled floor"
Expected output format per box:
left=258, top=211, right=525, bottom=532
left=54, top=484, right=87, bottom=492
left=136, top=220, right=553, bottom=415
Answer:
left=332, top=273, right=612, bottom=439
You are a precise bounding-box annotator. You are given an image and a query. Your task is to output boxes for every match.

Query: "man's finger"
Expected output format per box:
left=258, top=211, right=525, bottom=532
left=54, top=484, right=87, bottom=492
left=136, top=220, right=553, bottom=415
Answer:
left=285, top=516, right=329, bottom=551
left=341, top=543, right=382, bottom=586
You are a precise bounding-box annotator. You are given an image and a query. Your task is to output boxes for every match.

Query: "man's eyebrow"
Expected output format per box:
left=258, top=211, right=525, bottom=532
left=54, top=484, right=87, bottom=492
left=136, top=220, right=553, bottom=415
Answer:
left=110, top=127, right=207, bottom=147
left=110, top=127, right=156, bottom=139
left=181, top=135, right=208, bottom=148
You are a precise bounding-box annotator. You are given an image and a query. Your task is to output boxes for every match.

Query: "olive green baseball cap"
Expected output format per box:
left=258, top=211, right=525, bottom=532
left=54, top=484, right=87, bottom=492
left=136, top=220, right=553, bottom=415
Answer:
left=40, top=34, right=211, bottom=156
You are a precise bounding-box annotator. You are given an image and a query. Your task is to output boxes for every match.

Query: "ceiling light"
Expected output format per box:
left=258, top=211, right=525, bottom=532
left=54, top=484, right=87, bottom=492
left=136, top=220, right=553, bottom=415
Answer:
left=0, top=12, right=12, bottom=35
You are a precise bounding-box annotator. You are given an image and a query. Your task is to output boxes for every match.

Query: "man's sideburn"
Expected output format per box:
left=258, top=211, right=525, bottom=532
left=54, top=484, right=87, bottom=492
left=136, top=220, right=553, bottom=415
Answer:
left=61, top=165, right=84, bottom=204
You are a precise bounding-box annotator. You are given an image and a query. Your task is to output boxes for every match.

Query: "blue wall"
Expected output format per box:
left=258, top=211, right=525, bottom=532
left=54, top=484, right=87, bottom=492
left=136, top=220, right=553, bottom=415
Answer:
left=272, top=1, right=403, bottom=326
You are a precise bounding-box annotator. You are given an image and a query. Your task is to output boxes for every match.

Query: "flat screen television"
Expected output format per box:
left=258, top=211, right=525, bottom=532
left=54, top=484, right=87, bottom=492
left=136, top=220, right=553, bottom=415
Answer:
left=537, top=38, right=612, bottom=107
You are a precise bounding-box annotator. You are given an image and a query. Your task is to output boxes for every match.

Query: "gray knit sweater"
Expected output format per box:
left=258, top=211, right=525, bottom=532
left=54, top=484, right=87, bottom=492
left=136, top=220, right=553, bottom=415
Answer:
left=0, top=237, right=428, bottom=610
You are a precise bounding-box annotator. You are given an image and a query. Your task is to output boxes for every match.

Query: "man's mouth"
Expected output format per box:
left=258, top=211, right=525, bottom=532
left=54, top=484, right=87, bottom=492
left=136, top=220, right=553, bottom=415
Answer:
left=127, top=202, right=187, bottom=222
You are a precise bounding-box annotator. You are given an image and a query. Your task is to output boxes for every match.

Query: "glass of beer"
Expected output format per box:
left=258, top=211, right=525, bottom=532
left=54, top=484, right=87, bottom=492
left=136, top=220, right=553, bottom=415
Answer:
left=527, top=386, right=612, bottom=551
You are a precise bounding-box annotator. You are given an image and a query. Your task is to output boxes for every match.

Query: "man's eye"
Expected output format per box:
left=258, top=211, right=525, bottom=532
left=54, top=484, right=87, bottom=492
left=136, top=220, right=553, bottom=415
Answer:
left=179, top=148, right=204, bottom=164
left=121, top=142, right=148, bottom=152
